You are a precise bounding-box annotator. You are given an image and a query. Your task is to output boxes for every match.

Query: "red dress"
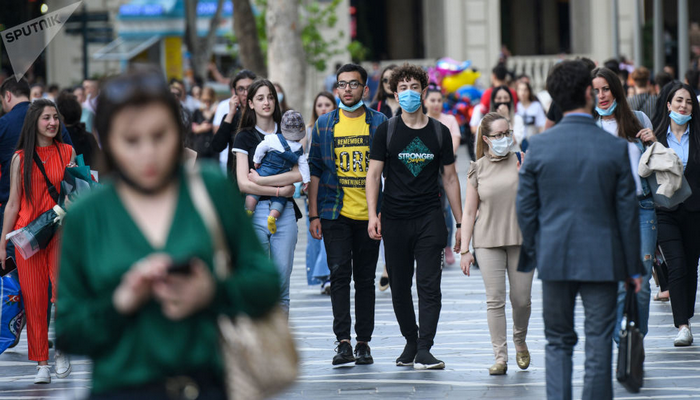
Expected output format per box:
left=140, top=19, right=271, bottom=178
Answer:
left=14, top=142, right=72, bottom=362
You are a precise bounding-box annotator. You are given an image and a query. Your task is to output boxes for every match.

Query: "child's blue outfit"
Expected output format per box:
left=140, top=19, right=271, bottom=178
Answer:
left=251, top=133, right=311, bottom=213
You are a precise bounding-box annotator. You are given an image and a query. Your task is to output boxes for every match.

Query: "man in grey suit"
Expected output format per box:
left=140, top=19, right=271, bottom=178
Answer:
left=516, top=60, right=643, bottom=400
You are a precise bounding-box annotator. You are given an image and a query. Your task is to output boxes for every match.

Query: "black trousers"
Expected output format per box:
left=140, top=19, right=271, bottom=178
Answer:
left=321, top=216, right=380, bottom=342
left=382, top=207, right=447, bottom=350
left=657, top=205, right=700, bottom=327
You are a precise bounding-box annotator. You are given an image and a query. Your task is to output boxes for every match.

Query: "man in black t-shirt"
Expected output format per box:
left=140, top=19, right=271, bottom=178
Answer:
left=366, top=64, right=463, bottom=370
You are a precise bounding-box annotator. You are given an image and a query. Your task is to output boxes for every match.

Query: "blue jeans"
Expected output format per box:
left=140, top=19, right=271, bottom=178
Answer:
left=614, top=198, right=657, bottom=342
left=251, top=200, right=298, bottom=312
left=304, top=198, right=329, bottom=285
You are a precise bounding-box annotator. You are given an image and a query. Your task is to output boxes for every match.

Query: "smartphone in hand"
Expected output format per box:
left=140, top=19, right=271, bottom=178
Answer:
left=167, top=259, right=193, bottom=275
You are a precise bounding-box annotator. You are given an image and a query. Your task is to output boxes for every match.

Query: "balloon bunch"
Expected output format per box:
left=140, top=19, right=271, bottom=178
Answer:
left=427, top=58, right=483, bottom=126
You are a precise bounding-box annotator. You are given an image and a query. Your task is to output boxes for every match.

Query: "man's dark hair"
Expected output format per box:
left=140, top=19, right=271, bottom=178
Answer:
left=334, top=63, right=342, bottom=72
left=230, top=69, right=257, bottom=91
left=685, top=69, right=700, bottom=91
left=575, top=57, right=596, bottom=73
left=492, top=63, right=508, bottom=81
left=55, top=92, right=82, bottom=125
left=389, top=63, right=428, bottom=93
left=653, top=71, right=673, bottom=89
left=336, top=63, right=368, bottom=86
left=603, top=59, right=620, bottom=75
left=546, top=60, right=592, bottom=113
left=0, top=75, right=30, bottom=98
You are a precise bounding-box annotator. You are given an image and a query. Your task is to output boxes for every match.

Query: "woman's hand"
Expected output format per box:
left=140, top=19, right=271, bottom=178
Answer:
left=152, top=259, right=215, bottom=321
left=112, top=254, right=171, bottom=315
left=0, top=243, right=6, bottom=270
left=496, top=104, right=510, bottom=119
left=248, top=169, right=260, bottom=183
left=460, top=251, right=474, bottom=276
left=228, top=94, right=239, bottom=115
left=636, top=128, right=656, bottom=144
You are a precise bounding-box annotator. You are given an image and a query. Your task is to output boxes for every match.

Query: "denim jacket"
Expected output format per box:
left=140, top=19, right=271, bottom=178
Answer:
left=309, top=107, right=387, bottom=220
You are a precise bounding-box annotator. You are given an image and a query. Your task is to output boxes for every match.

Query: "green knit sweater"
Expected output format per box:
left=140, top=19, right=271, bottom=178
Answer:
left=55, top=163, right=280, bottom=394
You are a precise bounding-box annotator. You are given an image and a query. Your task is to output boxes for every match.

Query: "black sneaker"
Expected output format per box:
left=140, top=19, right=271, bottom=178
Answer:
left=355, top=343, right=373, bottom=365
left=413, top=349, right=445, bottom=370
left=332, top=341, right=356, bottom=365
left=395, top=340, right=417, bottom=366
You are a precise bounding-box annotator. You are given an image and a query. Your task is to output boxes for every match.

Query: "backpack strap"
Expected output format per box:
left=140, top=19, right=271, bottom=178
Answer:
left=32, top=152, right=59, bottom=204
left=430, top=117, right=443, bottom=150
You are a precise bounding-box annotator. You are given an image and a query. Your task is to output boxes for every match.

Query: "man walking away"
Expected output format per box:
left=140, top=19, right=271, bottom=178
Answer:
left=516, top=60, right=643, bottom=400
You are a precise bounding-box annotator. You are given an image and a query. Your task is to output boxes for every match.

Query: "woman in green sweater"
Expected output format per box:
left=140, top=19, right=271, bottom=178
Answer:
left=55, top=71, right=280, bottom=398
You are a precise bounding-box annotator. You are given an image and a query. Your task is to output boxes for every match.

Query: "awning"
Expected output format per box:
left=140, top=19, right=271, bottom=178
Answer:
left=92, top=36, right=160, bottom=61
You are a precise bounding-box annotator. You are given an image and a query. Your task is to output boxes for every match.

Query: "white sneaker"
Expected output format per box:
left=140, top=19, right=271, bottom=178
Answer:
left=34, top=365, right=51, bottom=384
left=54, top=350, right=71, bottom=378
left=674, top=326, right=693, bottom=346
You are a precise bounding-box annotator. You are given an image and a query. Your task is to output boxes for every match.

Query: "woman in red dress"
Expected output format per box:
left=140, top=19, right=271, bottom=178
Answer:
left=0, top=99, right=75, bottom=383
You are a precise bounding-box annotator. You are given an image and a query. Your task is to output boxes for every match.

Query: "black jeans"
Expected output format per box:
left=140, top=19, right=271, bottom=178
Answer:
left=657, top=205, right=700, bottom=327
left=382, top=207, right=447, bottom=350
left=321, top=216, right=380, bottom=342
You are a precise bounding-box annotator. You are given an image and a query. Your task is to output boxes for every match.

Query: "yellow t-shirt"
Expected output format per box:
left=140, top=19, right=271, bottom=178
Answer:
left=334, top=111, right=371, bottom=220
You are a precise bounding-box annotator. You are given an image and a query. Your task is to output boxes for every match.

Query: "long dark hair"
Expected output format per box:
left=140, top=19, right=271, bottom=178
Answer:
left=654, top=82, right=700, bottom=162
left=489, top=85, right=514, bottom=112
left=651, top=80, right=681, bottom=129
left=372, top=64, right=398, bottom=103
left=237, top=79, right=282, bottom=134
left=95, top=69, right=183, bottom=174
left=16, top=99, right=64, bottom=205
left=310, top=91, right=337, bottom=127
left=591, top=67, right=642, bottom=142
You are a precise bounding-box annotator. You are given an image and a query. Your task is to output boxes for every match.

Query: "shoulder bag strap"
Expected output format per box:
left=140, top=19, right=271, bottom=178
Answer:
left=186, top=165, right=231, bottom=280
left=32, top=152, right=59, bottom=204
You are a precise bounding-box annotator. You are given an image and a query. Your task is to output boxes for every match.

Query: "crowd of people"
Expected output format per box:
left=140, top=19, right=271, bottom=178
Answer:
left=0, top=52, right=697, bottom=400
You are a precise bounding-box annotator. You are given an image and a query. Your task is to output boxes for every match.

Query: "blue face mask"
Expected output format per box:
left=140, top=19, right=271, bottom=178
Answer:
left=669, top=110, right=692, bottom=125
left=338, top=99, right=364, bottom=112
left=595, top=99, right=617, bottom=116
left=398, top=90, right=422, bottom=113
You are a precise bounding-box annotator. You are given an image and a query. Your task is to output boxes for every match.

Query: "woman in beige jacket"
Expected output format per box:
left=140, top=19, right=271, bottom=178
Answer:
left=460, top=112, right=534, bottom=375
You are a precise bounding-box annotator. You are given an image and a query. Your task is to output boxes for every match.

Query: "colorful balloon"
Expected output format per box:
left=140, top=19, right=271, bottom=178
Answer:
left=441, top=69, right=481, bottom=93
left=436, top=58, right=472, bottom=76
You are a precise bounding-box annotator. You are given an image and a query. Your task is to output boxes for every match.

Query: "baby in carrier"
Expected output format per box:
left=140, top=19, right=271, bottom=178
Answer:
left=246, top=110, right=310, bottom=233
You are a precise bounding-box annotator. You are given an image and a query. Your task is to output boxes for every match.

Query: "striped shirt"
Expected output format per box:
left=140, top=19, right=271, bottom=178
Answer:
left=627, top=93, right=657, bottom=123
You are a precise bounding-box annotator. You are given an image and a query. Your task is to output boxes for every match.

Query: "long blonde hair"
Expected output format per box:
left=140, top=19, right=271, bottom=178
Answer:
left=475, top=112, right=507, bottom=160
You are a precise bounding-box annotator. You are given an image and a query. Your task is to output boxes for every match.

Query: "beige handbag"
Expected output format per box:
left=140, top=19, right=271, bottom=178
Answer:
left=186, top=166, right=299, bottom=400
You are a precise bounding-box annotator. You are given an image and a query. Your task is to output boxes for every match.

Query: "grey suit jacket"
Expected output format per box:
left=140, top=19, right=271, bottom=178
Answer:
left=516, top=114, right=642, bottom=281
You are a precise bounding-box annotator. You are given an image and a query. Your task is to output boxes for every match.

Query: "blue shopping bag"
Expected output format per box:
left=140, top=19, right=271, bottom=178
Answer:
left=0, top=270, right=25, bottom=354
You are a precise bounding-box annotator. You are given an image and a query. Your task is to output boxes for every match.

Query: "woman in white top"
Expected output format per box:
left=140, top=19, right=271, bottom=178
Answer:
left=514, top=81, right=546, bottom=151
left=424, top=86, right=462, bottom=266
left=591, top=66, right=657, bottom=344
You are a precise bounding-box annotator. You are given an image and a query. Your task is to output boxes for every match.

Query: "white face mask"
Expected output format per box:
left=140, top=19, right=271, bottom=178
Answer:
left=489, top=136, right=513, bottom=156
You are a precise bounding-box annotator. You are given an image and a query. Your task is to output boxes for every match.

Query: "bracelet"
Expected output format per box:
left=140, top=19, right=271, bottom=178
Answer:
left=309, top=216, right=320, bottom=222
left=460, top=250, right=470, bottom=255
left=456, top=223, right=462, bottom=228
left=276, top=187, right=280, bottom=197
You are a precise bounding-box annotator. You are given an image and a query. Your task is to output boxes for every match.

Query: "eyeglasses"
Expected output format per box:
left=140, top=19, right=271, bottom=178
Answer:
left=235, top=85, right=250, bottom=94
left=337, top=80, right=363, bottom=90
left=102, top=72, right=169, bottom=105
left=487, top=130, right=513, bottom=140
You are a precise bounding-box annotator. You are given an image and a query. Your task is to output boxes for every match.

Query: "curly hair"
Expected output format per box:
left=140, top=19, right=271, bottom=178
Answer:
left=389, top=63, right=428, bottom=94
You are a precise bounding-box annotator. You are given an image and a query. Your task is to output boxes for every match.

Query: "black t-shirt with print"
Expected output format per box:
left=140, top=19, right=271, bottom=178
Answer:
left=370, top=117, right=455, bottom=219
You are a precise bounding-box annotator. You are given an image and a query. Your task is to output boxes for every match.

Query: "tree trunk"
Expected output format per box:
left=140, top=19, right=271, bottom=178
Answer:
left=184, top=0, right=225, bottom=82
left=266, top=0, right=306, bottom=113
left=232, top=0, right=267, bottom=77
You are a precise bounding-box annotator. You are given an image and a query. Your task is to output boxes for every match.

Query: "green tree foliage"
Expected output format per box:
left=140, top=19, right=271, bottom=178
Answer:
left=229, top=0, right=368, bottom=72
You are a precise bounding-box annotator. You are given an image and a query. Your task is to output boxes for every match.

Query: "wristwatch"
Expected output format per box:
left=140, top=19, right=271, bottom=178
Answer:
left=309, top=216, right=320, bottom=222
